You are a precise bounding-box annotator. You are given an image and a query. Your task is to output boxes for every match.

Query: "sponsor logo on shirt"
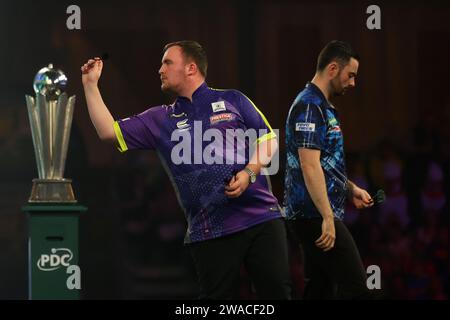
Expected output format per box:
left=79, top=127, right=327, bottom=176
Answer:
left=211, top=101, right=226, bottom=112
left=170, top=112, right=187, bottom=118
left=295, top=122, right=316, bottom=132
left=176, top=118, right=190, bottom=130
left=328, top=117, right=341, bottom=133
left=329, top=118, right=338, bottom=126
left=210, top=113, right=234, bottom=125
left=330, top=126, right=341, bottom=133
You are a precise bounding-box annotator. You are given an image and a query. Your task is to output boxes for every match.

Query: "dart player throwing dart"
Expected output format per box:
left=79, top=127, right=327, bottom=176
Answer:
left=81, top=41, right=292, bottom=299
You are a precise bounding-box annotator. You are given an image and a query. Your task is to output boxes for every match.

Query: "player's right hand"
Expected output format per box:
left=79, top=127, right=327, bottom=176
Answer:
left=81, top=57, right=103, bottom=86
left=315, top=216, right=336, bottom=252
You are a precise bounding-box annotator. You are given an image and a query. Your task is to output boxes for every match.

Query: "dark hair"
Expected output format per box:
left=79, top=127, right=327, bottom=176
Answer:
left=316, top=40, right=360, bottom=72
left=163, top=40, right=208, bottom=77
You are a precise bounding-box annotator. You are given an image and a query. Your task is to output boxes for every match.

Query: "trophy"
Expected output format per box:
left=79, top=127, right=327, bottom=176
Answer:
left=25, top=64, right=77, bottom=203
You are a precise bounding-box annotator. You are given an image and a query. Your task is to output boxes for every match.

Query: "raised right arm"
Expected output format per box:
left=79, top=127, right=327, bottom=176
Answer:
left=81, top=58, right=115, bottom=143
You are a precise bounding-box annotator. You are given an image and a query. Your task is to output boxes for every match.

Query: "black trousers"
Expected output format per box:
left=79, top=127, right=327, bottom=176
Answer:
left=188, top=218, right=292, bottom=300
left=290, top=218, right=374, bottom=299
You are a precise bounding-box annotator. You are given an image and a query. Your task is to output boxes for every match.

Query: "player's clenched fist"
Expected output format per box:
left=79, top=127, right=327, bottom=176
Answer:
left=81, top=57, right=103, bottom=86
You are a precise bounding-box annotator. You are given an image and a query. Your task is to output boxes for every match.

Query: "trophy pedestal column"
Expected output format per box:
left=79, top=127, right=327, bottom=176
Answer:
left=22, top=203, right=87, bottom=300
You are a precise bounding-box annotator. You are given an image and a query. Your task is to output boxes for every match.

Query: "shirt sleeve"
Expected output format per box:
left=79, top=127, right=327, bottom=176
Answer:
left=113, top=108, right=157, bottom=152
left=292, top=103, right=327, bottom=150
left=235, top=91, right=276, bottom=144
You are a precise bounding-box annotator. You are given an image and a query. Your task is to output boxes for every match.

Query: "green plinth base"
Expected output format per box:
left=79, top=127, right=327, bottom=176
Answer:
left=22, top=203, right=87, bottom=300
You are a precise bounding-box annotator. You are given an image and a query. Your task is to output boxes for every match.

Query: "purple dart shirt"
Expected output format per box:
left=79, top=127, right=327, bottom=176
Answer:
left=113, top=82, right=283, bottom=243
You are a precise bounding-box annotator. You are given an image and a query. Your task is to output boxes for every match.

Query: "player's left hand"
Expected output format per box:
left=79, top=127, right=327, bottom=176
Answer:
left=350, top=186, right=374, bottom=209
left=225, top=170, right=250, bottom=198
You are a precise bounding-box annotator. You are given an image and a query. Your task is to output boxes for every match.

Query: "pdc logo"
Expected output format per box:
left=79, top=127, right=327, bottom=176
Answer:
left=37, top=248, right=73, bottom=271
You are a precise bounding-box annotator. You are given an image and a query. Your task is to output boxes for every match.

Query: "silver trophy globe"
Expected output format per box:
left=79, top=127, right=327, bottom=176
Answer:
left=25, top=64, right=77, bottom=203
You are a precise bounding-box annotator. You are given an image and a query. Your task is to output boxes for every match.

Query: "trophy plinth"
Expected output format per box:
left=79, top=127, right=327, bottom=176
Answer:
left=29, top=178, right=76, bottom=203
